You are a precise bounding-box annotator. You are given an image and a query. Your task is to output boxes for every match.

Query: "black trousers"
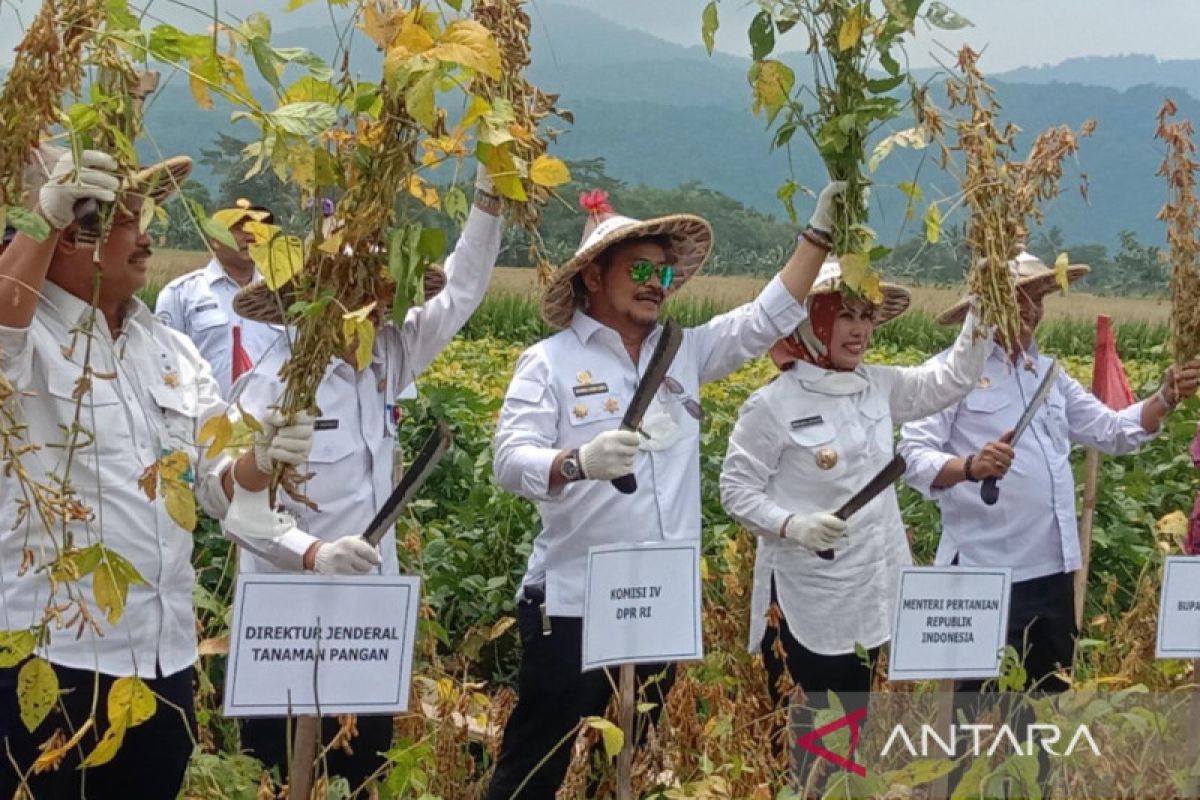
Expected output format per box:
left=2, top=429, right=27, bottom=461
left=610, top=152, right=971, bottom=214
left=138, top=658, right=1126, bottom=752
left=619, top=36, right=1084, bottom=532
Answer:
left=955, top=570, right=1077, bottom=695
left=0, top=663, right=195, bottom=800
left=485, top=601, right=676, bottom=800
left=241, top=714, right=393, bottom=790
left=760, top=581, right=878, bottom=780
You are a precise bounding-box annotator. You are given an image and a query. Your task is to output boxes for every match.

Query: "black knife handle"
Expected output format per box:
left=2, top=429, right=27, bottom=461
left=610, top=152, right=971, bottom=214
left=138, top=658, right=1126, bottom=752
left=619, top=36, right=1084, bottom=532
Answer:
left=817, top=548, right=834, bottom=561
left=612, top=473, right=637, bottom=494
left=981, top=477, right=1000, bottom=506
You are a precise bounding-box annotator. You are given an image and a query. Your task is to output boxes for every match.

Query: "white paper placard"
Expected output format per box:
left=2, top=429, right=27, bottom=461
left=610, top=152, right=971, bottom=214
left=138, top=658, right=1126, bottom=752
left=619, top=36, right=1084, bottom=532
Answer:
left=223, top=573, right=420, bottom=717
left=1155, top=557, right=1200, bottom=658
left=581, top=541, right=703, bottom=671
left=888, top=566, right=1012, bottom=681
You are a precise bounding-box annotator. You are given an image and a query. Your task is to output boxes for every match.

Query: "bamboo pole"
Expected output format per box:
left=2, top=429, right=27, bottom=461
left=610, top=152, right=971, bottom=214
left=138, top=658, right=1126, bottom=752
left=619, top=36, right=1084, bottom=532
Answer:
left=291, top=716, right=320, bottom=799
left=617, top=663, right=635, bottom=800
left=931, top=679, right=955, bottom=800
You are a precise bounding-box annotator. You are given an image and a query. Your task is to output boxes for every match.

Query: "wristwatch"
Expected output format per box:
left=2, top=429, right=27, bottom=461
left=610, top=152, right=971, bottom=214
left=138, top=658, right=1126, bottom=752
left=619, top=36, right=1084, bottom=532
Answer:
left=963, top=454, right=981, bottom=483
left=473, top=188, right=503, bottom=216
left=559, top=449, right=583, bottom=481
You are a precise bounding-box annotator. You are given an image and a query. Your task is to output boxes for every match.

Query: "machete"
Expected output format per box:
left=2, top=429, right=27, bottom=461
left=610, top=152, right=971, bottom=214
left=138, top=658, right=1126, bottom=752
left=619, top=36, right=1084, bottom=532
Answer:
left=362, top=421, right=452, bottom=545
left=980, top=360, right=1058, bottom=506
left=612, top=319, right=684, bottom=494
left=817, top=454, right=908, bottom=560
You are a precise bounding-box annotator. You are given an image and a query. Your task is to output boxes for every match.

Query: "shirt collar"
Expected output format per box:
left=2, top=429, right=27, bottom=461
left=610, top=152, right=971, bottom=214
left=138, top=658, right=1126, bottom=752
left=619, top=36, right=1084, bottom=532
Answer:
left=204, top=258, right=259, bottom=288
left=569, top=310, right=663, bottom=349
left=40, top=280, right=156, bottom=335
left=788, top=359, right=870, bottom=395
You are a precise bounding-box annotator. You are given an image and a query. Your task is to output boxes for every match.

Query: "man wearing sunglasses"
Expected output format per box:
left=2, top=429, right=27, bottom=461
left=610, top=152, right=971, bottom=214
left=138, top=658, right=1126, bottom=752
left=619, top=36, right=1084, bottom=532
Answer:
left=486, top=183, right=845, bottom=799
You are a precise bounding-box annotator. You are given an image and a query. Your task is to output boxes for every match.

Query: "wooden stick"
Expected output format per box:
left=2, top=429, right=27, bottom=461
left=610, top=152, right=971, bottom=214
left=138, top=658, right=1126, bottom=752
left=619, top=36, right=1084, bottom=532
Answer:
left=1189, top=665, right=1200, bottom=800
left=616, top=663, right=635, bottom=800
left=290, top=715, right=320, bottom=799
left=1075, top=448, right=1102, bottom=630
left=931, top=679, right=955, bottom=800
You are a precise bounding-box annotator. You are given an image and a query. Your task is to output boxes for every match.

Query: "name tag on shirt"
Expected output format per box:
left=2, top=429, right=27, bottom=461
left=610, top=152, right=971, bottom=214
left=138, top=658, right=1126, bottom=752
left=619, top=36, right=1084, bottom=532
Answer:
left=573, top=382, right=609, bottom=397
left=315, top=419, right=339, bottom=431
left=790, top=415, right=823, bottom=430
left=194, top=302, right=219, bottom=313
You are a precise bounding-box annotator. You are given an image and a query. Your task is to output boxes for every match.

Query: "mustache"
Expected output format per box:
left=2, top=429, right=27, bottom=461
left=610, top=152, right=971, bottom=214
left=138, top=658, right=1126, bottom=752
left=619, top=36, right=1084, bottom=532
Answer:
left=635, top=288, right=664, bottom=302
left=130, top=249, right=153, bottom=261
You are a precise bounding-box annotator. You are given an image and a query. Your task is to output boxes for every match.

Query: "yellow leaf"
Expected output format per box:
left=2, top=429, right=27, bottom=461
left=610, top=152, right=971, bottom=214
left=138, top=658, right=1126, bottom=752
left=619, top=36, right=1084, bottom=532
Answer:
left=407, top=175, right=440, bottom=208
left=248, top=227, right=306, bottom=291
left=839, top=252, right=871, bottom=290
left=393, top=16, right=435, bottom=55
left=584, top=716, right=625, bottom=761
left=108, top=677, right=157, bottom=729
left=461, top=95, right=491, bottom=127
left=837, top=9, right=866, bottom=51
left=163, top=479, right=198, bottom=532
left=478, top=144, right=526, bottom=202
left=924, top=203, right=942, bottom=244
left=138, top=198, right=156, bottom=234
left=487, top=616, right=516, bottom=641
left=93, top=561, right=127, bottom=625
left=1054, top=252, right=1070, bottom=292
left=237, top=403, right=264, bottom=435
left=529, top=155, right=571, bottom=188
left=18, top=657, right=57, bottom=732
left=360, top=2, right=403, bottom=49
left=32, top=718, right=93, bottom=774
left=137, top=463, right=158, bottom=501
left=0, top=629, right=37, bottom=668
left=157, top=450, right=190, bottom=483
left=318, top=230, right=345, bottom=254
left=189, top=71, right=213, bottom=110
left=861, top=270, right=885, bottom=305
left=342, top=304, right=377, bottom=372
left=198, top=414, right=234, bottom=460
left=427, top=20, right=501, bottom=80
left=81, top=721, right=126, bottom=768
left=750, top=60, right=794, bottom=123
left=1157, top=510, right=1188, bottom=540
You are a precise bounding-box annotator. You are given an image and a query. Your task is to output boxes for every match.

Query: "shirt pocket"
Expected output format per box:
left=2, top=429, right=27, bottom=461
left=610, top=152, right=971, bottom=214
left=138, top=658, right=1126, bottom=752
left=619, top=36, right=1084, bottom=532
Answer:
left=309, top=420, right=358, bottom=465
left=860, top=393, right=892, bottom=455
left=565, top=391, right=623, bottom=429
left=147, top=382, right=202, bottom=457
left=189, top=305, right=228, bottom=332
left=44, top=369, right=127, bottom=463
left=786, top=419, right=847, bottom=481
left=1040, top=392, right=1070, bottom=454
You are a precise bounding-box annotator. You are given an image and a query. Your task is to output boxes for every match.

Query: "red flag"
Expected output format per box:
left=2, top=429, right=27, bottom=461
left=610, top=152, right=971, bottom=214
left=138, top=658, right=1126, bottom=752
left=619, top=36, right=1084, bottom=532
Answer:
left=1092, top=315, right=1134, bottom=410
left=231, top=324, right=253, bottom=384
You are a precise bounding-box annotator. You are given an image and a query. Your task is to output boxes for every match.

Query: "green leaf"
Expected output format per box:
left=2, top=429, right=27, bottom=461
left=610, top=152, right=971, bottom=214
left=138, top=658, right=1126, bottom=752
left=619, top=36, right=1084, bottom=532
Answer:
left=879, top=48, right=901, bottom=77
left=584, top=717, right=625, bottom=761
left=5, top=206, right=50, bottom=242
left=925, top=2, right=973, bottom=30
left=0, top=630, right=37, bottom=668
left=263, top=102, right=338, bottom=137
left=776, top=180, right=800, bottom=225
left=748, top=11, right=775, bottom=61
left=198, top=214, right=237, bottom=250
left=866, top=74, right=906, bottom=95
left=417, top=228, right=447, bottom=263
left=701, top=2, right=720, bottom=55
left=18, top=657, right=57, bottom=732
left=66, top=103, right=100, bottom=135
left=443, top=187, right=468, bottom=224
left=249, top=38, right=283, bottom=91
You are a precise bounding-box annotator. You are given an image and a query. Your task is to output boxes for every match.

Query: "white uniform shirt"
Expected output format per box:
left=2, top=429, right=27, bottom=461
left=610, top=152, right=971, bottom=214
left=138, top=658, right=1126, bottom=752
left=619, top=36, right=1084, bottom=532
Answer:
left=229, top=207, right=502, bottom=574
left=493, top=275, right=807, bottom=617
left=720, top=315, right=989, bottom=656
left=0, top=283, right=232, bottom=677
left=155, top=259, right=283, bottom=397
left=898, top=344, right=1156, bottom=583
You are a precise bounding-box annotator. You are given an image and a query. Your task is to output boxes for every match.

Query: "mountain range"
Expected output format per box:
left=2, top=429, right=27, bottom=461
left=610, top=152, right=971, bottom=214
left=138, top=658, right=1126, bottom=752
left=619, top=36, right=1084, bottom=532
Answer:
left=120, top=4, right=1200, bottom=248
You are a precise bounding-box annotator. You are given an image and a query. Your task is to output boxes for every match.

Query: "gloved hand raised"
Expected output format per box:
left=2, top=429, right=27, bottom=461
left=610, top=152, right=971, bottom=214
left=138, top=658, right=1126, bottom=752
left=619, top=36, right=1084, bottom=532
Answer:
left=313, top=536, right=382, bottom=575
left=784, top=512, right=847, bottom=552
left=807, top=180, right=848, bottom=235
left=253, top=409, right=315, bottom=473
left=579, top=429, right=640, bottom=481
left=38, top=150, right=121, bottom=230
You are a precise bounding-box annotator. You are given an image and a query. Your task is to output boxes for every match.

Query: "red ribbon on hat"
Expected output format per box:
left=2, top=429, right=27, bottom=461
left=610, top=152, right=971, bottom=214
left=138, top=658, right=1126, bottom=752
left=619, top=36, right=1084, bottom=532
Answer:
left=579, top=189, right=613, bottom=217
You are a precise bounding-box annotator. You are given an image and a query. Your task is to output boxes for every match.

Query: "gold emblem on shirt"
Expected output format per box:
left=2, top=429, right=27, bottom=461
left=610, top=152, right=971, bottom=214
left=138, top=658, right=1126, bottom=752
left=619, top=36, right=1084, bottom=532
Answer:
left=603, top=397, right=619, bottom=414
left=573, top=403, right=588, bottom=419
left=162, top=371, right=179, bottom=388
left=978, top=376, right=992, bottom=389
left=577, top=370, right=593, bottom=385
left=816, top=447, right=838, bottom=470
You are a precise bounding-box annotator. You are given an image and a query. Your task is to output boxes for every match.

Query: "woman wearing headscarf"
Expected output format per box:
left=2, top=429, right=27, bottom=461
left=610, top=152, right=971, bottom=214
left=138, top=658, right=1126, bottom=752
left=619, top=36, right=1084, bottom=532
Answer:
left=719, top=259, right=991, bottom=762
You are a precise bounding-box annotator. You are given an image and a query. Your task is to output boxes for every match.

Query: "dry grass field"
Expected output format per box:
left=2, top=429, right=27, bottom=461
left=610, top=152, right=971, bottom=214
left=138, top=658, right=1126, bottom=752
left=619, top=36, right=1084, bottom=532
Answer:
left=148, top=250, right=1172, bottom=323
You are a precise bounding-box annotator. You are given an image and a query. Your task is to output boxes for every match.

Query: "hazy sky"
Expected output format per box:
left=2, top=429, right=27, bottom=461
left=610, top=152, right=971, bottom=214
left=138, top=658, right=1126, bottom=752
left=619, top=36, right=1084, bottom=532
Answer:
left=2, top=0, right=1199, bottom=71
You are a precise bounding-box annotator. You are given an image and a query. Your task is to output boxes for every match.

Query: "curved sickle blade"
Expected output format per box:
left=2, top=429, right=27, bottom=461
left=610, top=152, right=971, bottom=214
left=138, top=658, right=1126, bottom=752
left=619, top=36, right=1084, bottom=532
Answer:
left=362, top=421, right=452, bottom=545
left=612, top=319, right=684, bottom=494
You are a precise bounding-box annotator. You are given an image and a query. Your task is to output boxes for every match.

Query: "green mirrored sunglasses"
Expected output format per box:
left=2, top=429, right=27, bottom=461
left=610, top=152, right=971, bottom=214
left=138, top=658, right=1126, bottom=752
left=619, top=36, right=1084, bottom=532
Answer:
left=629, top=260, right=675, bottom=289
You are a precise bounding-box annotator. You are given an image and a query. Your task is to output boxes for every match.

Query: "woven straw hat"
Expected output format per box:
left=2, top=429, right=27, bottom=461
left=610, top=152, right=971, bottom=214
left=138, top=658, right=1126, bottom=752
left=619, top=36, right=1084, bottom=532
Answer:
left=540, top=191, right=713, bottom=328
left=804, top=258, right=911, bottom=324
left=23, top=144, right=190, bottom=208
left=937, top=251, right=1090, bottom=325
left=212, top=198, right=273, bottom=229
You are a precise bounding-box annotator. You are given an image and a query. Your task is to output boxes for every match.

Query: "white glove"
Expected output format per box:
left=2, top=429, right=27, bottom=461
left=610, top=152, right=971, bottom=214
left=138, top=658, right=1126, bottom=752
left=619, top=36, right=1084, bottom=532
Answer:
left=807, top=180, right=848, bottom=234
left=784, top=512, right=847, bottom=552
left=313, top=536, right=382, bottom=575
left=38, top=150, right=121, bottom=230
left=253, top=409, right=315, bottom=473
left=224, top=480, right=295, bottom=540
left=578, top=429, right=640, bottom=481
left=475, top=162, right=496, bottom=195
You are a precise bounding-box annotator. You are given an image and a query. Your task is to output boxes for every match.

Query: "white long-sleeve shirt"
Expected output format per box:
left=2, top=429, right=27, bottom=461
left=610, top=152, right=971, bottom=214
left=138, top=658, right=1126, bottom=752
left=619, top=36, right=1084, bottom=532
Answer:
left=494, top=275, right=807, bottom=617
left=720, top=314, right=989, bottom=656
left=227, top=206, right=502, bottom=574
left=898, top=344, right=1156, bottom=583
left=155, top=259, right=284, bottom=398
left=0, top=282, right=232, bottom=677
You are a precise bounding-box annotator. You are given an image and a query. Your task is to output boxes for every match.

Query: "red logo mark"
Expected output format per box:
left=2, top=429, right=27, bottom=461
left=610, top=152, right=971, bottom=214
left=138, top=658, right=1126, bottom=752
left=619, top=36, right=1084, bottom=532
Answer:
left=796, top=706, right=867, bottom=777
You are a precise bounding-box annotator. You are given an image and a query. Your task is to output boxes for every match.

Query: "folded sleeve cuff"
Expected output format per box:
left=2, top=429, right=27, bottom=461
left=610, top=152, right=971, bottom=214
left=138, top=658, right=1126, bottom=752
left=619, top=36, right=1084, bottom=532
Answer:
left=516, top=447, right=558, bottom=502
left=759, top=275, right=808, bottom=334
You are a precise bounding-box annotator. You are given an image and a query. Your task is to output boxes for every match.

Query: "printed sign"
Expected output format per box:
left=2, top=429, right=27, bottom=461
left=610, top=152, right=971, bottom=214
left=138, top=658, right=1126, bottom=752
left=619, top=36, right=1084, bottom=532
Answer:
left=888, top=567, right=1012, bottom=681
left=1155, top=557, right=1200, bottom=658
left=224, top=573, right=420, bottom=717
left=581, top=541, right=703, bottom=671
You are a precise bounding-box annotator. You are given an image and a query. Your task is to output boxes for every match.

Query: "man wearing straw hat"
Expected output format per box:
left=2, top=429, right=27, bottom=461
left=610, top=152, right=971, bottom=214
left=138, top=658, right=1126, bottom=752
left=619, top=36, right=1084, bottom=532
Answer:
left=486, top=181, right=846, bottom=799
left=899, top=252, right=1200, bottom=692
left=155, top=198, right=284, bottom=397
left=0, top=147, right=317, bottom=799
left=220, top=165, right=503, bottom=789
